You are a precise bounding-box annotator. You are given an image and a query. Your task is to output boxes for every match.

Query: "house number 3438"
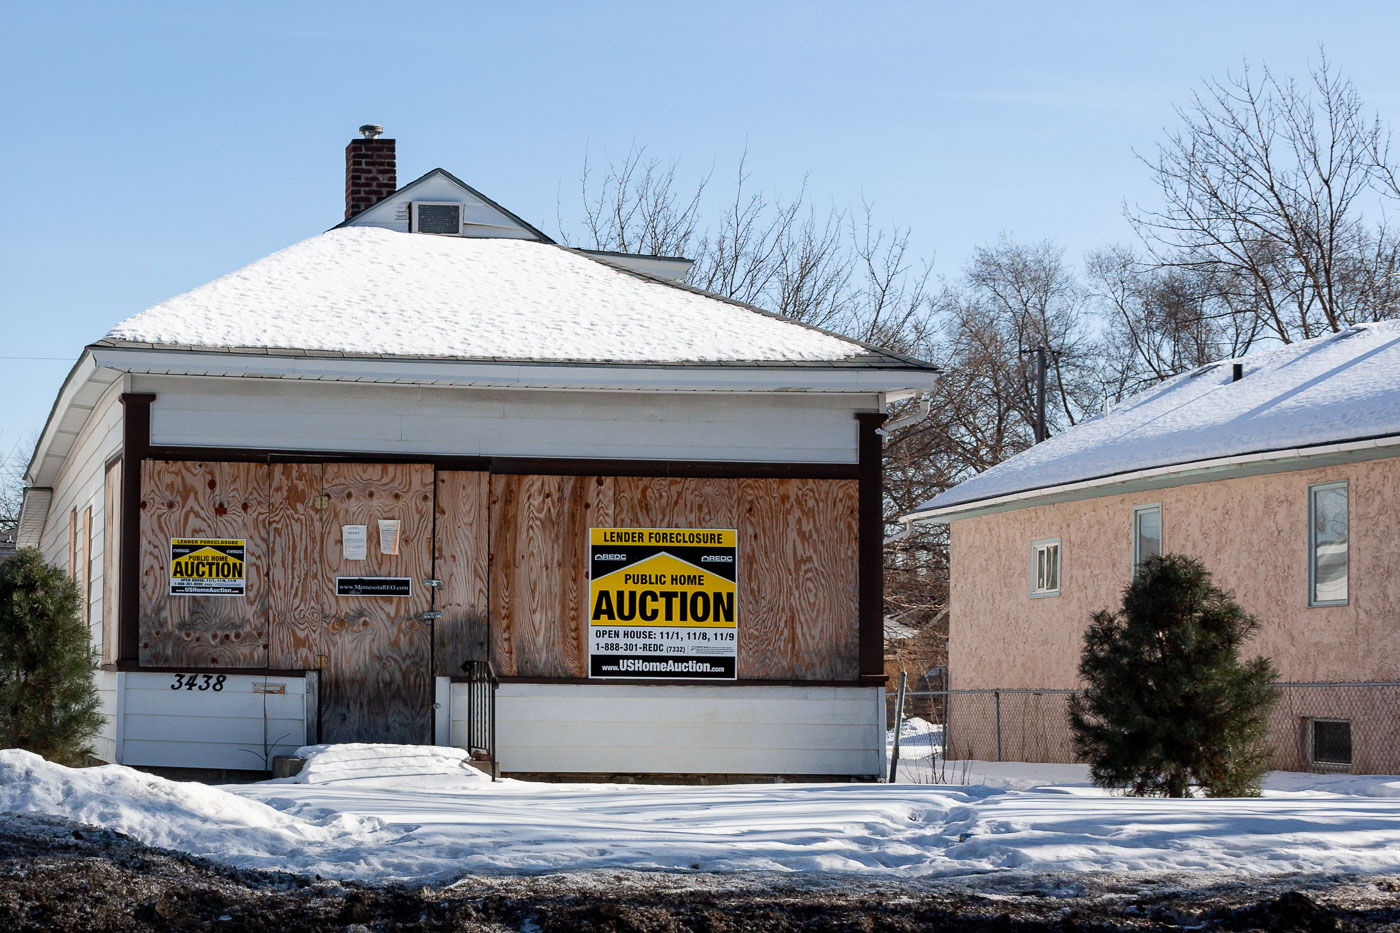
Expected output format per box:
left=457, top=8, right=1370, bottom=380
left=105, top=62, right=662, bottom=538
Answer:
left=170, top=673, right=227, bottom=692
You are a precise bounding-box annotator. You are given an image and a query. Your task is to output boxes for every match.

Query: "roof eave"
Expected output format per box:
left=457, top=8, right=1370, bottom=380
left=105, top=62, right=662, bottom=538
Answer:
left=906, top=432, right=1400, bottom=524
left=88, top=345, right=941, bottom=395
left=25, top=350, right=125, bottom=488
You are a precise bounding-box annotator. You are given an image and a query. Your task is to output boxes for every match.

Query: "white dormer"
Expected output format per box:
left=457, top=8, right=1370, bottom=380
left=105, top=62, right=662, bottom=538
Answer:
left=339, top=132, right=693, bottom=281
left=341, top=168, right=548, bottom=241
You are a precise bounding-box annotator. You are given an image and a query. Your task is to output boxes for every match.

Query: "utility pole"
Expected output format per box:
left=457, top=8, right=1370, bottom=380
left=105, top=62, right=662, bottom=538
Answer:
left=1020, top=344, right=1052, bottom=444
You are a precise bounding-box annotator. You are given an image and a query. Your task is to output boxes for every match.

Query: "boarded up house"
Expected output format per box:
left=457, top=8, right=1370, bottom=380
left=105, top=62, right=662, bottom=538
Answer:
left=18, top=130, right=939, bottom=778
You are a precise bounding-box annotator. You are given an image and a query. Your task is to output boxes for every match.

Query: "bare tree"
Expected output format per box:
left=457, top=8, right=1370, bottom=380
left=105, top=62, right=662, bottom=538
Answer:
left=951, top=237, right=1105, bottom=439
left=0, top=436, right=29, bottom=549
left=1088, top=246, right=1263, bottom=396
left=1129, top=51, right=1400, bottom=344
left=561, top=144, right=709, bottom=258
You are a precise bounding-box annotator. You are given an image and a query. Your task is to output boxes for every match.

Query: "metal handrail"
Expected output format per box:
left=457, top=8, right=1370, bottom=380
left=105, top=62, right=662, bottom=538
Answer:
left=461, top=658, right=498, bottom=780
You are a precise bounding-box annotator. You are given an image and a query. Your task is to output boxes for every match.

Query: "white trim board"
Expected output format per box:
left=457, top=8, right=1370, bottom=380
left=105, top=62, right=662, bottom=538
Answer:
left=90, top=346, right=938, bottom=395
left=452, top=682, right=884, bottom=776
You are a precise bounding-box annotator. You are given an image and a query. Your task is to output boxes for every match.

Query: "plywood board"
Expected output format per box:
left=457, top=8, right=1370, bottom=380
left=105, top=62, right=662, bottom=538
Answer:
left=102, top=460, right=121, bottom=664
left=490, top=474, right=613, bottom=677
left=138, top=461, right=269, bottom=668
left=81, top=507, right=92, bottom=625
left=316, top=462, right=435, bottom=745
left=267, top=463, right=326, bottom=671
left=434, top=471, right=490, bottom=676
left=737, top=478, right=860, bottom=681
left=492, top=474, right=859, bottom=683
left=68, top=509, right=77, bottom=584
left=613, top=476, right=739, bottom=530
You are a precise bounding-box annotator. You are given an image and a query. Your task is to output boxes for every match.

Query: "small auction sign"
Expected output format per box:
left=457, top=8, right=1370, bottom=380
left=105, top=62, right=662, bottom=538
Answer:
left=587, top=527, right=738, bottom=679
left=169, top=538, right=246, bottom=596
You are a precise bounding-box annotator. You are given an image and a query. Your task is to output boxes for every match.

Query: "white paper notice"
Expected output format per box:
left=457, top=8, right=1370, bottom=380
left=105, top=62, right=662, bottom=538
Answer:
left=342, top=524, right=368, bottom=561
left=378, top=519, right=401, bottom=556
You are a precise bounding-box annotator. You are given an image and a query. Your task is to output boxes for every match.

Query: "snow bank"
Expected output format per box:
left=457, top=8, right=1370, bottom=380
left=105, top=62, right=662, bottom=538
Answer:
left=7, top=747, right=1400, bottom=883
left=916, top=320, right=1400, bottom=512
left=0, top=749, right=392, bottom=871
left=887, top=716, right=944, bottom=760
left=103, top=227, right=875, bottom=364
left=290, top=743, right=491, bottom=787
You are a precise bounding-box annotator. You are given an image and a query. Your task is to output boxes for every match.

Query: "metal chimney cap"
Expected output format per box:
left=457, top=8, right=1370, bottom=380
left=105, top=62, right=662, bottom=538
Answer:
left=359, top=124, right=384, bottom=139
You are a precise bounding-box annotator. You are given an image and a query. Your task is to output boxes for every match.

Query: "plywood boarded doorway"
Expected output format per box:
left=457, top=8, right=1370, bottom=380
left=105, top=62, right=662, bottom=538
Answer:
left=268, top=463, right=436, bottom=745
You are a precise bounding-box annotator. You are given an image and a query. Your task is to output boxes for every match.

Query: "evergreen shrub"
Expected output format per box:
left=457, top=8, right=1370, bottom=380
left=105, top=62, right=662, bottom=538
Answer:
left=0, top=547, right=103, bottom=765
left=1069, top=554, right=1278, bottom=797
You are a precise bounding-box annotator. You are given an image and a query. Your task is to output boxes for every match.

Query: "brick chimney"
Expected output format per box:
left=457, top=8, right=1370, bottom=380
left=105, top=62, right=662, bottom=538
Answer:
left=344, top=124, right=396, bottom=219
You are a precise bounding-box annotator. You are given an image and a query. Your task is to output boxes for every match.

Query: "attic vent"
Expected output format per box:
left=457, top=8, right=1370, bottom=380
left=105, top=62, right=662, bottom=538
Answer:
left=411, top=202, right=463, bottom=235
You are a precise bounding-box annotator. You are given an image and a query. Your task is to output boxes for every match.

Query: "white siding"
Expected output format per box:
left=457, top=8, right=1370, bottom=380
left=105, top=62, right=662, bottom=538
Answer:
left=93, top=668, right=119, bottom=763
left=37, top=380, right=125, bottom=659
left=454, top=683, right=885, bottom=777
left=139, top=376, right=867, bottom=464
left=118, top=672, right=314, bottom=770
left=346, top=171, right=539, bottom=239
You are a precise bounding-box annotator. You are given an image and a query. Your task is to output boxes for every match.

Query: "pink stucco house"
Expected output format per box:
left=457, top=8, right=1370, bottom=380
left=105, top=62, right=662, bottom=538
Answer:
left=906, top=321, right=1400, bottom=773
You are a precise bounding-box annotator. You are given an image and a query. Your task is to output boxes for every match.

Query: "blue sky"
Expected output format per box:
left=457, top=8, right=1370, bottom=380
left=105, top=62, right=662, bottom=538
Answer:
left=4, top=1, right=1399, bottom=463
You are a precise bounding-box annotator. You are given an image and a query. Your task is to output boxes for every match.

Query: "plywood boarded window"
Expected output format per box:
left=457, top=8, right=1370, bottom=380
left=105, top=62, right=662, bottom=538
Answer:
left=486, top=474, right=859, bottom=682
left=139, top=461, right=270, bottom=668
left=66, top=507, right=92, bottom=626
left=102, top=461, right=121, bottom=664
left=82, top=506, right=92, bottom=626
left=68, top=509, right=78, bottom=581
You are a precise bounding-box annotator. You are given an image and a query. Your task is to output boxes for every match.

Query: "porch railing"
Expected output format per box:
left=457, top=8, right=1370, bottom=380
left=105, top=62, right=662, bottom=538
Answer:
left=460, top=659, right=498, bottom=778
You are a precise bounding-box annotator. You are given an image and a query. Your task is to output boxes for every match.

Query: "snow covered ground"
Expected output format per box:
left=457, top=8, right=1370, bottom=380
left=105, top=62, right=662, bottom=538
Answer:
left=4, top=744, right=1400, bottom=885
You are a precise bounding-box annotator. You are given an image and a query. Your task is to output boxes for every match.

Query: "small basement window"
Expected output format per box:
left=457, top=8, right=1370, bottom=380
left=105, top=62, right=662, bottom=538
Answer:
left=410, top=202, right=464, bottom=235
left=1308, top=481, right=1348, bottom=606
left=1310, top=718, right=1352, bottom=770
left=1030, top=539, right=1060, bottom=597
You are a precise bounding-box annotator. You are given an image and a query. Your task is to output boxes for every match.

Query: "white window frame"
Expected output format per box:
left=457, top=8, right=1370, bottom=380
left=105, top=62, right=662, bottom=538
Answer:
left=1308, top=480, right=1349, bottom=608
left=1308, top=717, right=1352, bottom=771
left=409, top=201, right=465, bottom=235
left=1132, top=503, right=1162, bottom=577
left=1029, top=538, right=1061, bottom=598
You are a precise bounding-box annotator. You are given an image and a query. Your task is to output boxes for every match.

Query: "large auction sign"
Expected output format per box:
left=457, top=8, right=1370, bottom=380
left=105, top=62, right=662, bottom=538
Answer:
left=588, top=527, right=738, bottom=679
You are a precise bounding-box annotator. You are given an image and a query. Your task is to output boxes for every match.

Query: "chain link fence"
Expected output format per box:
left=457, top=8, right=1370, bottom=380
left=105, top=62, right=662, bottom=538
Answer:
left=888, top=682, right=1400, bottom=782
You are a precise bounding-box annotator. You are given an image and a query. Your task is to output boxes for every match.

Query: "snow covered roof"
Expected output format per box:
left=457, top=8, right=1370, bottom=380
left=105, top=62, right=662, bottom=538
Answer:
left=911, top=320, right=1400, bottom=518
left=884, top=615, right=918, bottom=641
left=97, top=226, right=929, bottom=370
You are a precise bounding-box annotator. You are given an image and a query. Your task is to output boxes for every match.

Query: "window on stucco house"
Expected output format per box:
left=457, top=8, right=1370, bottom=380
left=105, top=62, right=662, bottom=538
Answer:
left=1132, top=504, right=1162, bottom=576
left=1030, top=539, right=1060, bottom=597
left=1309, top=481, right=1348, bottom=606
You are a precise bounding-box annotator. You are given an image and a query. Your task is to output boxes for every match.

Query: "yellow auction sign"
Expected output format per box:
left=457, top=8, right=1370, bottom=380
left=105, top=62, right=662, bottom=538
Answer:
left=588, top=527, right=737, bottom=679
left=169, top=538, right=246, bottom=596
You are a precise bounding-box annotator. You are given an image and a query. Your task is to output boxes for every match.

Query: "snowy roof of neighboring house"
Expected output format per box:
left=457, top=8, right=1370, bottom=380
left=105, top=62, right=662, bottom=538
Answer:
left=909, top=319, right=1400, bottom=519
left=97, top=226, right=931, bottom=370
left=884, top=615, right=919, bottom=642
